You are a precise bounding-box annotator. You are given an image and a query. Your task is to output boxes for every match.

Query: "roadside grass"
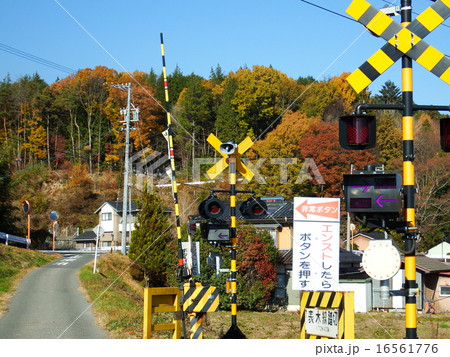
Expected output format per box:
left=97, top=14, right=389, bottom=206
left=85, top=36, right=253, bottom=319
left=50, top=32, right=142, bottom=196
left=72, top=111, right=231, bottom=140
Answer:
left=79, top=252, right=450, bottom=339
left=78, top=253, right=145, bottom=338
left=0, top=244, right=59, bottom=317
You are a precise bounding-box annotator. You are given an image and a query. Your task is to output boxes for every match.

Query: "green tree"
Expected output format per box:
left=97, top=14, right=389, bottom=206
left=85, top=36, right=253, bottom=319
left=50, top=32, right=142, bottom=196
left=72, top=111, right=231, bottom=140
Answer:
left=177, top=75, right=215, bottom=161
left=373, top=80, right=402, bottom=104
left=215, top=76, right=246, bottom=142
left=129, top=186, right=175, bottom=287
left=209, top=64, right=225, bottom=85
left=0, top=143, right=18, bottom=233
left=375, top=113, right=402, bottom=169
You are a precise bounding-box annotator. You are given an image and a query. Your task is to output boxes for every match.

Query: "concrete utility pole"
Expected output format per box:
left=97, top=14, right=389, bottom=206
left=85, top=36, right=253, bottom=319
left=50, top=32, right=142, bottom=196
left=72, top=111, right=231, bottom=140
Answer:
left=112, top=83, right=132, bottom=255
left=121, top=83, right=132, bottom=255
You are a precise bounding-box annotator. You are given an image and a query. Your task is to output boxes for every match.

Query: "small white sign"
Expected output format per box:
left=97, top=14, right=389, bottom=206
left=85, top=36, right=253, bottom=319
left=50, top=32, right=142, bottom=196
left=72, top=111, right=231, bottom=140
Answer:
left=305, top=308, right=339, bottom=338
left=182, top=241, right=201, bottom=276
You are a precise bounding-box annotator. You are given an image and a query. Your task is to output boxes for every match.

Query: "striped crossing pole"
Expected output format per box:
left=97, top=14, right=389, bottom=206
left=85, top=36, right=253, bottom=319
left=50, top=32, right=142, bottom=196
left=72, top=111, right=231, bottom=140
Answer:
left=222, top=155, right=246, bottom=338
left=229, top=155, right=238, bottom=328
left=160, top=33, right=189, bottom=338
left=160, top=33, right=188, bottom=281
left=400, top=1, right=418, bottom=340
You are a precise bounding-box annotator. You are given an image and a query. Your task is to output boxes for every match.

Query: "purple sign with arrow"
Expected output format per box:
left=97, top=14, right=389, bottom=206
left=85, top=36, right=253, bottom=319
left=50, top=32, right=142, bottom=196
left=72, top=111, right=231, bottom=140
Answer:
left=376, top=194, right=396, bottom=207
left=351, top=180, right=370, bottom=193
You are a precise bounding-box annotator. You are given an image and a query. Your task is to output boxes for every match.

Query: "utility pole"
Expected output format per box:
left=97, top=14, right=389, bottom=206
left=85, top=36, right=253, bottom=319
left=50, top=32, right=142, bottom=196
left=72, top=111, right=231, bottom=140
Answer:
left=112, top=83, right=132, bottom=255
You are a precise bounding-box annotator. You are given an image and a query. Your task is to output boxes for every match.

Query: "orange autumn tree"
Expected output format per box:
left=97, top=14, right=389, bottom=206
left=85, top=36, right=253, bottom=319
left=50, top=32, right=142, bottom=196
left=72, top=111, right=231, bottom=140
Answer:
left=245, top=110, right=321, bottom=198
left=298, top=122, right=376, bottom=197
left=106, top=72, right=165, bottom=167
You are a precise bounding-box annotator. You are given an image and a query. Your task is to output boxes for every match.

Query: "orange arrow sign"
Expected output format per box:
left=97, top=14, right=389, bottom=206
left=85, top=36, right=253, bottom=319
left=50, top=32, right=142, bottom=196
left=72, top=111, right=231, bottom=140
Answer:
left=295, top=199, right=340, bottom=220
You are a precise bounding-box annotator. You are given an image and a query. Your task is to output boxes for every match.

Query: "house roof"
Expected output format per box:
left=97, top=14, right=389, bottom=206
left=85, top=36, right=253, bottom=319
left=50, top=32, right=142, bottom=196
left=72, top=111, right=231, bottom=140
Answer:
left=277, top=248, right=362, bottom=265
left=404, top=254, right=450, bottom=274
left=95, top=201, right=139, bottom=214
left=353, top=231, right=391, bottom=240
left=95, top=200, right=174, bottom=214
left=73, top=229, right=97, bottom=242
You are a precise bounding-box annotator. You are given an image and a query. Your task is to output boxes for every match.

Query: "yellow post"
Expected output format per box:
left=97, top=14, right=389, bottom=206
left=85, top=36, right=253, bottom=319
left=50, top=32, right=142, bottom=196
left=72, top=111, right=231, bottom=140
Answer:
left=143, top=287, right=181, bottom=339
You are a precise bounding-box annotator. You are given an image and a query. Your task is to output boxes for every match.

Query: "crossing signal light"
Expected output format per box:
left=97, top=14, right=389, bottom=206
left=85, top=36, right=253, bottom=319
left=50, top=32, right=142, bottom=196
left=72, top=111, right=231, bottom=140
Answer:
left=339, top=115, right=376, bottom=150
left=440, top=117, right=450, bottom=152
left=239, top=197, right=268, bottom=219
left=219, top=141, right=237, bottom=155
left=198, top=197, right=225, bottom=219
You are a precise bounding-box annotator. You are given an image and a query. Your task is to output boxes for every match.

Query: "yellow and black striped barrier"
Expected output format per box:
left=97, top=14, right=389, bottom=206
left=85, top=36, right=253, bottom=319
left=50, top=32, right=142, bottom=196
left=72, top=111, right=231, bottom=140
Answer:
left=300, top=291, right=355, bottom=339
left=183, top=282, right=220, bottom=313
left=183, top=282, right=219, bottom=339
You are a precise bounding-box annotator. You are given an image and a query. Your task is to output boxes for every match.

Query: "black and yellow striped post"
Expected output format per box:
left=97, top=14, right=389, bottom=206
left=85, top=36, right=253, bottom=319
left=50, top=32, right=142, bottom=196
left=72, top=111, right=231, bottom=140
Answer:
left=205, top=134, right=253, bottom=338
left=399, top=1, right=418, bottom=339
left=160, top=33, right=190, bottom=339
left=223, top=154, right=246, bottom=338
left=345, top=0, right=450, bottom=339
left=160, top=33, right=189, bottom=282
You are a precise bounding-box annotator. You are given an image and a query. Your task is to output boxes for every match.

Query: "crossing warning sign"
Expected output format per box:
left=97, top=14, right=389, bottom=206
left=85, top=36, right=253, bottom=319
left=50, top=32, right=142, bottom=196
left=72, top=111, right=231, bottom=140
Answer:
left=346, top=0, right=450, bottom=93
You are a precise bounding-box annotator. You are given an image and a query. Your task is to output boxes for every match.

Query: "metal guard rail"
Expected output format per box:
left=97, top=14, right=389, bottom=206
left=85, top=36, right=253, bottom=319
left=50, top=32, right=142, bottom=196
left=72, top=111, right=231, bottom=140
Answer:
left=0, top=232, right=30, bottom=247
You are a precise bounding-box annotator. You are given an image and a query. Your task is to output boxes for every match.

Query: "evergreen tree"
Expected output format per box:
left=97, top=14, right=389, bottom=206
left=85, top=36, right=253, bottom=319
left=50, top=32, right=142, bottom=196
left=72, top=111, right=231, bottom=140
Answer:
left=128, top=185, right=175, bottom=287
left=374, top=80, right=402, bottom=104
left=0, top=143, right=18, bottom=233
left=209, top=64, right=225, bottom=85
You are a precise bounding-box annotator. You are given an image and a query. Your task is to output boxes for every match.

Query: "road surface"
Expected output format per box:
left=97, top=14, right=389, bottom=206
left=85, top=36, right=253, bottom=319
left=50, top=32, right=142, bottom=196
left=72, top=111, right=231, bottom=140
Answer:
left=0, top=252, right=108, bottom=339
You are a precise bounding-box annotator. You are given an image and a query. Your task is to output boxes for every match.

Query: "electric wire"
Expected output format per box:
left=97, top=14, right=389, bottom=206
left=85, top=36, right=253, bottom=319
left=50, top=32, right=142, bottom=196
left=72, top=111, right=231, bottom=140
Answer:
left=0, top=42, right=76, bottom=75
left=53, top=0, right=198, bottom=144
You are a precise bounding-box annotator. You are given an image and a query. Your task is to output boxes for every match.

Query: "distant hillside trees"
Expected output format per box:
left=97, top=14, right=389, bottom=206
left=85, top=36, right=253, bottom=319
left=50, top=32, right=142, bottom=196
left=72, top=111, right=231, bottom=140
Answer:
left=0, top=65, right=447, bottom=251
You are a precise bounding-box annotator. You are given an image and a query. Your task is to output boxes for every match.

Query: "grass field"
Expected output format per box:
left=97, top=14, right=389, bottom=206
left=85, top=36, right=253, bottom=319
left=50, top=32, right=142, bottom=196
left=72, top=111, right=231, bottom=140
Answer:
left=0, top=244, right=59, bottom=318
left=78, top=253, right=450, bottom=339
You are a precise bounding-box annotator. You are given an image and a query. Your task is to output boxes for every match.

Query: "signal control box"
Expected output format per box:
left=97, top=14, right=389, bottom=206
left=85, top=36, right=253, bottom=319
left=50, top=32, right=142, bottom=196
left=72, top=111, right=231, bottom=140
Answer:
left=343, top=166, right=402, bottom=226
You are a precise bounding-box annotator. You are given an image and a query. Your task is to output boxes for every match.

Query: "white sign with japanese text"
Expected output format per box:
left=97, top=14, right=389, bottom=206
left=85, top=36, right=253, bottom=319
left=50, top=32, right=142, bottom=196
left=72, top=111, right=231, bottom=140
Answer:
left=292, top=197, right=340, bottom=291
left=305, top=308, right=339, bottom=338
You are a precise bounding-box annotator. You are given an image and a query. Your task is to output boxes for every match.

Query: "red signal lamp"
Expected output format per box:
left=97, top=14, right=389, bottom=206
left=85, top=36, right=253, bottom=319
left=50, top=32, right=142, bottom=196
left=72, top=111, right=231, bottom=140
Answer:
left=198, top=197, right=225, bottom=219
left=239, top=197, right=268, bottom=219
left=440, top=117, right=450, bottom=152
left=339, top=114, right=376, bottom=150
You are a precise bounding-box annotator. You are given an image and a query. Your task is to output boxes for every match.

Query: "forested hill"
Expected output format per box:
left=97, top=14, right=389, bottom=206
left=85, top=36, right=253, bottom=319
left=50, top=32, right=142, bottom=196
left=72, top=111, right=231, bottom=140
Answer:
left=0, top=65, right=448, bottom=251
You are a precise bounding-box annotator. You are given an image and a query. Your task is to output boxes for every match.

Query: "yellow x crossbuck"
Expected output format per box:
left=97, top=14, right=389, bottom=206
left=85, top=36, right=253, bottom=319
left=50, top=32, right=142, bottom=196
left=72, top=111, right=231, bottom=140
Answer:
left=206, top=133, right=254, bottom=182
left=346, top=0, right=450, bottom=93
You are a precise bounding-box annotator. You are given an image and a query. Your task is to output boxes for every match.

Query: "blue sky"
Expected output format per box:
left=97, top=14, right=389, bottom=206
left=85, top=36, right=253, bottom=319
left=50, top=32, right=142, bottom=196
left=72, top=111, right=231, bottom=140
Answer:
left=1, top=0, right=449, bottom=108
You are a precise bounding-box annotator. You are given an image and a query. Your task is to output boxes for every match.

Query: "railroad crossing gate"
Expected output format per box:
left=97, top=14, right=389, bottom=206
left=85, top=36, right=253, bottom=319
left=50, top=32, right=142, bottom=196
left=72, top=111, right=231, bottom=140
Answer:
left=300, top=291, right=355, bottom=339
left=206, top=133, right=254, bottom=181
left=346, top=0, right=450, bottom=93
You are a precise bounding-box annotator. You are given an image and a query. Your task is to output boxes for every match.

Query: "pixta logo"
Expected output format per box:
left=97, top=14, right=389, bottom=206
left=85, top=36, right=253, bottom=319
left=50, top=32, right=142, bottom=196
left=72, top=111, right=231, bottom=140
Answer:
left=193, top=157, right=325, bottom=185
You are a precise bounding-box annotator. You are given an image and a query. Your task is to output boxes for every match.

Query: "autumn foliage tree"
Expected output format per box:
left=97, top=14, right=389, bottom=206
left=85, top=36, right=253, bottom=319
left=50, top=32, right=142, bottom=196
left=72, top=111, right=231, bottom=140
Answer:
left=236, top=224, right=278, bottom=311
left=298, top=122, right=376, bottom=196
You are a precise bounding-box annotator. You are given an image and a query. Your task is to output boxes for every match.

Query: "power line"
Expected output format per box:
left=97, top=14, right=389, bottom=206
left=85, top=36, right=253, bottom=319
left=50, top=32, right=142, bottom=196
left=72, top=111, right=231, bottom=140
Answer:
left=299, top=0, right=358, bottom=23
left=0, top=42, right=77, bottom=75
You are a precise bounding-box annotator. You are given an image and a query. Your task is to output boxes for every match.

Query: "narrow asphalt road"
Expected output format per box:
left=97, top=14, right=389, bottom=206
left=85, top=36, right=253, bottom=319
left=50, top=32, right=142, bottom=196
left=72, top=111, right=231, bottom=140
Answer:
left=0, top=252, right=108, bottom=339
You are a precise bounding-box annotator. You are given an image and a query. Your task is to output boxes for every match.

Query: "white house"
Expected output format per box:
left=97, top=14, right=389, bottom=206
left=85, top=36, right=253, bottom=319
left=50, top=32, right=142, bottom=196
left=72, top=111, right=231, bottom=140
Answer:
left=74, top=201, right=138, bottom=250
left=426, top=240, right=450, bottom=262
